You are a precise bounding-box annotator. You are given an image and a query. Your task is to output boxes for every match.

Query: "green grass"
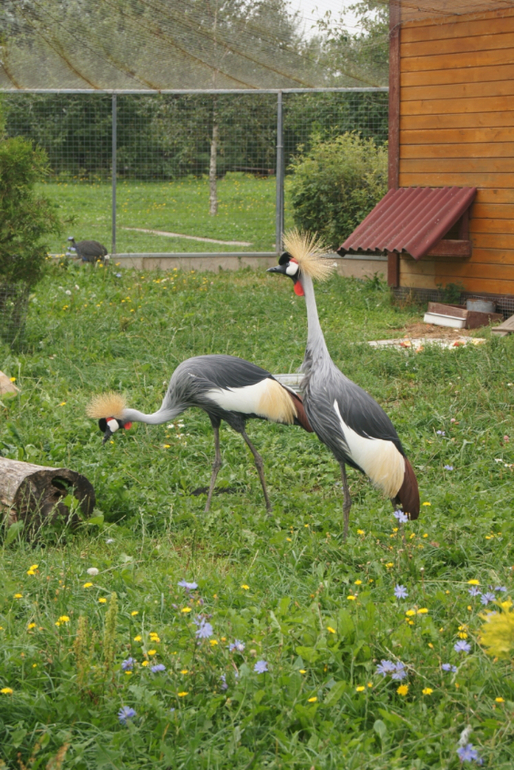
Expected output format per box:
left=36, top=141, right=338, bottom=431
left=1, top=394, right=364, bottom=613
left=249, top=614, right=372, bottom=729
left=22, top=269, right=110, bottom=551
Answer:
left=1, top=264, right=514, bottom=769
left=42, top=174, right=286, bottom=255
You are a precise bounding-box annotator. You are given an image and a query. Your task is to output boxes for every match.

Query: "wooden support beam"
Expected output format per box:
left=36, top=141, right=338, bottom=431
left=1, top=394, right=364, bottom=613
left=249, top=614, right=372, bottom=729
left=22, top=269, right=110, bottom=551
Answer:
left=388, top=1, right=401, bottom=191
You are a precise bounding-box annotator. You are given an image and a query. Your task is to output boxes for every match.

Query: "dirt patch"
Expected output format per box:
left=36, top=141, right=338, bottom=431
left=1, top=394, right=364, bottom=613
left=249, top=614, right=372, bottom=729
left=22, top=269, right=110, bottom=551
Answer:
left=400, top=321, right=473, bottom=339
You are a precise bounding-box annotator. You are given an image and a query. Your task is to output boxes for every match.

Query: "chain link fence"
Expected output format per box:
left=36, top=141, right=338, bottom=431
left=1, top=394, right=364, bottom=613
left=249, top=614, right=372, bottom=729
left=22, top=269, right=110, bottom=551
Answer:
left=3, top=90, right=388, bottom=257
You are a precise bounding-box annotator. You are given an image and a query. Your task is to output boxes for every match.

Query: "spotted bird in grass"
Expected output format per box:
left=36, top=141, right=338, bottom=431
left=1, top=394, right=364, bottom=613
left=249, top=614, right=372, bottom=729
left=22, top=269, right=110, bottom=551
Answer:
left=87, top=354, right=312, bottom=512
left=268, top=230, right=419, bottom=538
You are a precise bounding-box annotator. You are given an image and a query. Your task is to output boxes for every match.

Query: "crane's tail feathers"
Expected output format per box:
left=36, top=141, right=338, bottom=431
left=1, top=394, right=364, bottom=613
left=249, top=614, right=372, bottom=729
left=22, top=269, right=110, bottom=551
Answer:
left=282, top=229, right=335, bottom=282
left=87, top=392, right=127, bottom=419
left=287, top=390, right=313, bottom=432
left=394, top=458, right=420, bottom=520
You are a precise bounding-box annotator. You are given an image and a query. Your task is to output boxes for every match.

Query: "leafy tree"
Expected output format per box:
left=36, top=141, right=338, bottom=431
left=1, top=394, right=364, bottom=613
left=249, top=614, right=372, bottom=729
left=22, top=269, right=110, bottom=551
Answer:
left=288, top=131, right=387, bottom=249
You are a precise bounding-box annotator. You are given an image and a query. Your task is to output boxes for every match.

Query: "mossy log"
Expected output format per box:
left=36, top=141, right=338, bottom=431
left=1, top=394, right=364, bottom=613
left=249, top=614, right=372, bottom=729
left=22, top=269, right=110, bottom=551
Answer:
left=0, top=457, right=95, bottom=535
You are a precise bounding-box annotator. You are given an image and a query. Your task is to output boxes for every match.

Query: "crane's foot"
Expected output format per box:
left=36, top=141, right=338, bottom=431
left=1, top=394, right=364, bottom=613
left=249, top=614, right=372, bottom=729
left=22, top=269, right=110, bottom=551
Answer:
left=340, top=462, right=352, bottom=542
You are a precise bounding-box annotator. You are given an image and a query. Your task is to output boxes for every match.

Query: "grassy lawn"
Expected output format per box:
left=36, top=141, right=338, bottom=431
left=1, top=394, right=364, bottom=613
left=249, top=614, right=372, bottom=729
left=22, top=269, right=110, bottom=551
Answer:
left=1, top=263, right=513, bottom=768
left=42, top=174, right=285, bottom=255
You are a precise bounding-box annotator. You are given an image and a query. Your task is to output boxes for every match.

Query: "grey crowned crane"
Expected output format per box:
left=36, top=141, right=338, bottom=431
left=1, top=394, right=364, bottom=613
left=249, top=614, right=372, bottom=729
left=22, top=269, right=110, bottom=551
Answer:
left=67, top=237, right=108, bottom=263
left=87, top=354, right=312, bottom=512
left=268, top=230, right=419, bottom=538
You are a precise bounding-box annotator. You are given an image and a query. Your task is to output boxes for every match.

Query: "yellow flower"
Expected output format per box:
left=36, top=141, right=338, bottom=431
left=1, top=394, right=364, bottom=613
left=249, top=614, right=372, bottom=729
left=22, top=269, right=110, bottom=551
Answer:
left=99, top=598, right=107, bottom=604
left=367, top=682, right=373, bottom=688
left=83, top=582, right=93, bottom=588
left=163, top=444, right=171, bottom=449
left=30, top=564, right=38, bottom=570
left=134, top=635, right=142, bottom=642
left=299, top=669, right=306, bottom=674
left=58, top=615, right=70, bottom=623
left=142, top=661, right=150, bottom=667
left=1, top=688, right=13, bottom=695
left=209, top=639, right=218, bottom=646
left=480, top=606, right=514, bottom=658
left=495, top=697, right=505, bottom=703
left=347, top=595, right=356, bottom=601
left=355, top=686, right=365, bottom=692
left=397, top=684, right=409, bottom=696
left=241, top=584, right=249, bottom=590
left=357, top=529, right=365, bottom=535
left=422, top=502, right=431, bottom=506
left=131, top=611, right=139, bottom=617
left=27, top=623, right=36, bottom=629
left=422, top=687, right=433, bottom=695
left=428, top=643, right=434, bottom=649
left=180, top=669, right=189, bottom=674
left=354, top=580, right=362, bottom=585
left=467, top=579, right=480, bottom=586
left=14, top=593, right=22, bottom=599
left=417, top=608, right=429, bottom=614
left=307, top=696, right=317, bottom=702
left=181, top=607, right=192, bottom=613
left=423, top=533, right=428, bottom=538
left=385, top=563, right=394, bottom=569
left=405, top=609, right=416, bottom=617
left=458, top=632, right=468, bottom=639
left=178, top=691, right=188, bottom=697
left=286, top=537, right=292, bottom=542
left=125, top=671, right=132, bottom=676
left=327, top=626, right=336, bottom=634
left=9, top=377, right=16, bottom=382
left=27, top=570, right=36, bottom=576
left=148, top=650, right=156, bottom=656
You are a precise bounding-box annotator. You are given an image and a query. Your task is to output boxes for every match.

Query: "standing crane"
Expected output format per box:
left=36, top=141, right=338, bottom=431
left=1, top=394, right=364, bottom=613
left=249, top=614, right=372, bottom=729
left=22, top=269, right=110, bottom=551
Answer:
left=67, top=237, right=109, bottom=264
left=87, top=354, right=312, bottom=512
left=267, top=230, right=419, bottom=538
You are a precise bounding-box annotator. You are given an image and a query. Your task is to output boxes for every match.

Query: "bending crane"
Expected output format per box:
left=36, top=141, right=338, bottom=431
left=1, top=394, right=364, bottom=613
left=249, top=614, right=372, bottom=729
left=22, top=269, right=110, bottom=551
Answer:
left=87, top=354, right=311, bottom=512
left=268, top=230, right=419, bottom=537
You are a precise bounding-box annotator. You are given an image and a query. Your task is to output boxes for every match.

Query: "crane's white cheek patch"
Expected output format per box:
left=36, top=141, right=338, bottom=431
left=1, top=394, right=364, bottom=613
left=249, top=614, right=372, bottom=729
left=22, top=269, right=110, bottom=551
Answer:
left=206, top=379, right=296, bottom=424
left=332, top=401, right=404, bottom=498
left=286, top=262, right=299, bottom=276
left=107, top=418, right=120, bottom=433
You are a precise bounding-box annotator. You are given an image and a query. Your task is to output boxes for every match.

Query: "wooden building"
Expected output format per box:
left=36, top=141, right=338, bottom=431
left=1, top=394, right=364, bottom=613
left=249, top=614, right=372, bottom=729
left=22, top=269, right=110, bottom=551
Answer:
left=340, top=0, right=514, bottom=310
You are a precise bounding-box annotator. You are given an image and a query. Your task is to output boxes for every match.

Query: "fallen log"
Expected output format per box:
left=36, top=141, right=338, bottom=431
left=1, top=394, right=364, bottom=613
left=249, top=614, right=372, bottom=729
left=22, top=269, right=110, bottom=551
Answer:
left=0, top=457, right=95, bottom=536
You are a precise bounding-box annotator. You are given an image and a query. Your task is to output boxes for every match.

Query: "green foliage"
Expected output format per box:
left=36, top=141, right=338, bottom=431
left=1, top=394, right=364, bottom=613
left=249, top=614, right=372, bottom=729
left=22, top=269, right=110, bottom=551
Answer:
left=288, top=131, right=388, bottom=248
left=0, top=135, right=62, bottom=287
left=0, top=267, right=513, bottom=767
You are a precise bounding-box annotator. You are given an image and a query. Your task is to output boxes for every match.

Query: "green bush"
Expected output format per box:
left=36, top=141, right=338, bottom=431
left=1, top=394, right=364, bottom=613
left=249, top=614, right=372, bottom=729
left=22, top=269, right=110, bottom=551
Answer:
left=0, top=135, right=62, bottom=287
left=288, top=131, right=387, bottom=249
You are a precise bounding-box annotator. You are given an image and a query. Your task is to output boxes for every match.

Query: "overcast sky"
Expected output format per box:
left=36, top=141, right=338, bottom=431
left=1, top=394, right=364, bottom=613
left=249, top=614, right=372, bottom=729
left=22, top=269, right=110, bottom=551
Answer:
left=287, top=0, right=363, bottom=37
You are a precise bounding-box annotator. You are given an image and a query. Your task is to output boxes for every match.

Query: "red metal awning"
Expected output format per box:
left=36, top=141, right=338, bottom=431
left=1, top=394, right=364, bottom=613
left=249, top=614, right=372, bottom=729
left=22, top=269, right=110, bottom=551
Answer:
left=338, top=187, right=477, bottom=261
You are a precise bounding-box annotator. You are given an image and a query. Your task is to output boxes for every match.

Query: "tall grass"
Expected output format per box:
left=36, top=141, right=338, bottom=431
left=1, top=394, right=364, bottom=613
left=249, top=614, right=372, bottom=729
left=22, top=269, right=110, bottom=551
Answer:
left=0, top=263, right=513, bottom=768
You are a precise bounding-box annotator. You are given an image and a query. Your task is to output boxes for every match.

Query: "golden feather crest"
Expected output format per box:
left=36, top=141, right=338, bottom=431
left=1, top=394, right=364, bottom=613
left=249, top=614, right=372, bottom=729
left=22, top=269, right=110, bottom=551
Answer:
left=86, top=392, right=127, bottom=419
left=282, top=229, right=335, bottom=282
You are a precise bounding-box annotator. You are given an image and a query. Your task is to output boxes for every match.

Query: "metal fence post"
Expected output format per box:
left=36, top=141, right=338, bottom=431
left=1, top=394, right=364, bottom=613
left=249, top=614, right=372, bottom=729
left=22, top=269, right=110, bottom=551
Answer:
left=112, top=93, right=117, bottom=256
left=275, top=91, right=284, bottom=254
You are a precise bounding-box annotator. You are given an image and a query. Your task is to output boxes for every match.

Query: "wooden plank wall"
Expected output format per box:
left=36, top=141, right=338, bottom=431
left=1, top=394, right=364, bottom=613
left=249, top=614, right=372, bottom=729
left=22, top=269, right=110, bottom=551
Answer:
left=399, top=7, right=514, bottom=295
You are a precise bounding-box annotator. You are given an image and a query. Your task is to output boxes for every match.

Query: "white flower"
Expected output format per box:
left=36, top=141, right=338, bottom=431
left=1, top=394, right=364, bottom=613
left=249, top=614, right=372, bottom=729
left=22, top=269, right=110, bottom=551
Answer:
left=87, top=567, right=99, bottom=576
left=65, top=290, right=72, bottom=296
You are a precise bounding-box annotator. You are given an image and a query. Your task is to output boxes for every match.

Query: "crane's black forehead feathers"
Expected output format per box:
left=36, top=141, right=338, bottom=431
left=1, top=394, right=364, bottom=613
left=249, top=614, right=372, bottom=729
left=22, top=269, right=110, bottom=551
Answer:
left=279, top=251, right=292, bottom=265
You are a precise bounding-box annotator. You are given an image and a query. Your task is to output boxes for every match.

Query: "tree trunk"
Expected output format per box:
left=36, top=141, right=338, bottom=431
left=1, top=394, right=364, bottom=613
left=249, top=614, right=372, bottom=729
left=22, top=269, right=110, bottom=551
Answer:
left=209, top=101, right=218, bottom=216
left=0, top=458, right=95, bottom=536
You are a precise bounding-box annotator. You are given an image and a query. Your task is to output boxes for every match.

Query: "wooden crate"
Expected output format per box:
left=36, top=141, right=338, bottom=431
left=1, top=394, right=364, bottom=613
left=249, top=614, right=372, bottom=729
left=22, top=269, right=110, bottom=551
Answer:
left=424, top=302, right=503, bottom=329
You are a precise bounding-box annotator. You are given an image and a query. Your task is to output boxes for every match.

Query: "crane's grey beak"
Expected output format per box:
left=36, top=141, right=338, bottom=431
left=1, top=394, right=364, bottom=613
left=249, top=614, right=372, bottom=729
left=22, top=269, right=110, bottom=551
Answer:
left=102, top=427, right=113, bottom=445
left=267, top=264, right=287, bottom=275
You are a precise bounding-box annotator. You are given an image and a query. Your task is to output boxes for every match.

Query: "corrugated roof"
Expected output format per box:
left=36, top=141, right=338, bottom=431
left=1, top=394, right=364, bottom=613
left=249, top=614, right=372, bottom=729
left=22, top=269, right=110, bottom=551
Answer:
left=339, top=187, right=477, bottom=260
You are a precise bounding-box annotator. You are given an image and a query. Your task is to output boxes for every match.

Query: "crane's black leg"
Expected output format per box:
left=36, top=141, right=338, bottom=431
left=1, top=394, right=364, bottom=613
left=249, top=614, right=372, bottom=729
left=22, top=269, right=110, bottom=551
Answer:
left=205, top=425, right=222, bottom=513
left=339, top=462, right=352, bottom=541
left=240, top=429, right=272, bottom=512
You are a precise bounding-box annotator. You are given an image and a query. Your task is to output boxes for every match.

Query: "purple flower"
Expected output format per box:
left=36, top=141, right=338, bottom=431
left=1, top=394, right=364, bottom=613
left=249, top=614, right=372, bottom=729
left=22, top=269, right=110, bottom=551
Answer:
left=480, top=592, right=496, bottom=606
left=441, top=663, right=457, bottom=673
left=376, top=659, right=396, bottom=677
left=394, top=584, right=408, bottom=599
left=436, top=430, right=445, bottom=436
left=468, top=586, right=481, bottom=597
left=393, top=510, right=409, bottom=523
left=444, top=465, right=454, bottom=470
left=220, top=674, right=228, bottom=691
left=115, top=273, right=122, bottom=278
left=457, top=744, right=483, bottom=764
left=118, top=706, right=137, bottom=724
left=178, top=579, right=198, bottom=591
left=494, top=586, right=507, bottom=592
left=195, top=618, right=213, bottom=639
left=254, top=660, right=268, bottom=674
left=121, top=657, right=135, bottom=671
left=151, top=663, right=166, bottom=673
left=454, top=640, right=471, bottom=653
left=229, top=640, right=245, bottom=652
left=391, top=662, right=408, bottom=681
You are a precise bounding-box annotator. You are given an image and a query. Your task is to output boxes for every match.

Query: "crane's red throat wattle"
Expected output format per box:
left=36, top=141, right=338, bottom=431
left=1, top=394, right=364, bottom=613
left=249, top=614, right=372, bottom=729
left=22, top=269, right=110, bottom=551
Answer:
left=294, top=282, right=305, bottom=296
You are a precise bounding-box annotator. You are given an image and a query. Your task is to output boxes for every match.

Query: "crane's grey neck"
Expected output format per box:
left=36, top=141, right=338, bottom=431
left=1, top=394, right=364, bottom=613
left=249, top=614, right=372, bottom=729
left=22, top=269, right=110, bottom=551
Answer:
left=301, top=274, right=329, bottom=363
left=122, top=405, right=186, bottom=425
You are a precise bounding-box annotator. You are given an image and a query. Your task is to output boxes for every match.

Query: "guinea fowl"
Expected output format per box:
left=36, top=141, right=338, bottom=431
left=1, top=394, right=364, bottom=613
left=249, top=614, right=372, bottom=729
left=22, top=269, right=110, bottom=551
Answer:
left=67, top=237, right=108, bottom=263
